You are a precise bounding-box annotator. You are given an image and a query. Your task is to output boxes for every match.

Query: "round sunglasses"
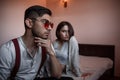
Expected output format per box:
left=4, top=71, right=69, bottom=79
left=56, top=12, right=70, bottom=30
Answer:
left=30, top=18, right=54, bottom=29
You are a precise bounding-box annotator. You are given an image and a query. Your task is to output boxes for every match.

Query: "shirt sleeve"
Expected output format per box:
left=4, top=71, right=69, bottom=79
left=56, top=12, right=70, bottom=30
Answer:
left=0, top=42, right=15, bottom=80
left=69, top=36, right=82, bottom=76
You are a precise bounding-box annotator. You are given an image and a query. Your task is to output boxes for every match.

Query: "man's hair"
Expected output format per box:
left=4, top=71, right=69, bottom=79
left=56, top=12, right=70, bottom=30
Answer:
left=56, top=21, right=74, bottom=40
left=24, top=5, right=52, bottom=27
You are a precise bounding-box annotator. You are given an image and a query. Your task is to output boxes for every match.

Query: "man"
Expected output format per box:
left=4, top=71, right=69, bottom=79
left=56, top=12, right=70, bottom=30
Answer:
left=0, top=5, right=62, bottom=80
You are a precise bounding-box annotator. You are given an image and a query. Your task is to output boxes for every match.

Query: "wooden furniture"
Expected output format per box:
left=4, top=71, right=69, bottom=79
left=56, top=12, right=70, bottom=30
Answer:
left=78, top=44, right=115, bottom=80
left=113, top=77, right=120, bottom=80
left=98, top=76, right=120, bottom=80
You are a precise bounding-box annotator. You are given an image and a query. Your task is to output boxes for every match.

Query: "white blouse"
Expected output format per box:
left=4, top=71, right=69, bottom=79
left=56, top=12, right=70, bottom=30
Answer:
left=53, top=41, right=69, bottom=65
left=53, top=36, right=81, bottom=77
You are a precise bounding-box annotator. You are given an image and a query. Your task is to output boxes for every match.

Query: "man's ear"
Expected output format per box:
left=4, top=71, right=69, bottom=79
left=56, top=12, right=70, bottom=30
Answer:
left=25, top=18, right=33, bottom=28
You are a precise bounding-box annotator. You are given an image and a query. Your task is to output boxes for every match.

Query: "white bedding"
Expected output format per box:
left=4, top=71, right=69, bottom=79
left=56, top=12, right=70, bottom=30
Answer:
left=74, top=55, right=113, bottom=80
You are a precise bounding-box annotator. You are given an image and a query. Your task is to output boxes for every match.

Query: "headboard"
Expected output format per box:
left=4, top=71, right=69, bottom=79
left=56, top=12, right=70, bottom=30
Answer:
left=78, top=44, right=115, bottom=78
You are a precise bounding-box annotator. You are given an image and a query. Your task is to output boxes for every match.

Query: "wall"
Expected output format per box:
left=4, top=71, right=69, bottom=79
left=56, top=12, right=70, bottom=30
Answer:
left=47, top=0, right=120, bottom=77
left=0, top=0, right=46, bottom=45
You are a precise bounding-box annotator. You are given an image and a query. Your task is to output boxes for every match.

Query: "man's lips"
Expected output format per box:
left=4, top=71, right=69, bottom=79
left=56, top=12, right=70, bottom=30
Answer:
left=44, top=32, right=49, bottom=36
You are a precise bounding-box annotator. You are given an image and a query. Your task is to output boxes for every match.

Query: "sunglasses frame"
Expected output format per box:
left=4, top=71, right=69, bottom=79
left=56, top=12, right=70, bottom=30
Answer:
left=30, top=18, right=54, bottom=29
left=41, top=19, right=54, bottom=29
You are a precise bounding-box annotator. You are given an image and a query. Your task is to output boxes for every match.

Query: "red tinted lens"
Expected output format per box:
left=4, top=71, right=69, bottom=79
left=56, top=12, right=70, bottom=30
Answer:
left=44, top=23, right=54, bottom=29
left=44, top=23, right=49, bottom=29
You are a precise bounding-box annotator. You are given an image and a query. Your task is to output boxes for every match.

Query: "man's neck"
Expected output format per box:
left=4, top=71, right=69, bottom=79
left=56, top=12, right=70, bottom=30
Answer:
left=22, top=35, right=39, bottom=57
left=22, top=34, right=36, bottom=49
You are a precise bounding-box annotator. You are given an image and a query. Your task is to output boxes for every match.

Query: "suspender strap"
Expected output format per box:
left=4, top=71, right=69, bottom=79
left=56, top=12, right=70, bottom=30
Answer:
left=10, top=38, right=47, bottom=78
left=10, top=38, right=21, bottom=79
left=36, top=47, right=47, bottom=77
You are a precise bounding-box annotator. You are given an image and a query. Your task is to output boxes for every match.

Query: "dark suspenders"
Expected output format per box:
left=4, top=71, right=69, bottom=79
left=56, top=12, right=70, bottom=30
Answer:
left=9, top=38, right=47, bottom=79
left=9, top=39, right=21, bottom=79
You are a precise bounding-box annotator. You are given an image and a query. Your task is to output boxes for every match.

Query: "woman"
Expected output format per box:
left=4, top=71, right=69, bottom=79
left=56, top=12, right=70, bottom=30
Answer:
left=53, top=21, right=91, bottom=80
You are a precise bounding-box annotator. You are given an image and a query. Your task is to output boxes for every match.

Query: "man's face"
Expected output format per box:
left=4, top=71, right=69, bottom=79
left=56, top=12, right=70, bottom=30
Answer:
left=31, top=14, right=53, bottom=39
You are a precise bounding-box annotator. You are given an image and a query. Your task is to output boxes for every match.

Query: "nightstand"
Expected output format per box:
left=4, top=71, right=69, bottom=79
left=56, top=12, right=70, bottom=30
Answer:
left=113, top=76, right=120, bottom=80
left=98, top=76, right=120, bottom=80
left=108, top=76, right=120, bottom=80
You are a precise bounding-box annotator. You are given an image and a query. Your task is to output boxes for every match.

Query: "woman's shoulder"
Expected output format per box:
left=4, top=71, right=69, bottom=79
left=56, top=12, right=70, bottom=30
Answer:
left=53, top=39, right=57, bottom=44
left=52, top=39, right=59, bottom=47
left=69, top=36, right=78, bottom=45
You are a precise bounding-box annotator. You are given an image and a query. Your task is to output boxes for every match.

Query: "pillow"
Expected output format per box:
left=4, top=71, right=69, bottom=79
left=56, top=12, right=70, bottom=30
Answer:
left=79, top=55, right=113, bottom=73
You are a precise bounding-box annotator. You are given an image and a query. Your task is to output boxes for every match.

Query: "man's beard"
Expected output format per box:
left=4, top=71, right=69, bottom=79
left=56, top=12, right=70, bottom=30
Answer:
left=32, top=31, right=38, bottom=37
left=32, top=31, right=48, bottom=40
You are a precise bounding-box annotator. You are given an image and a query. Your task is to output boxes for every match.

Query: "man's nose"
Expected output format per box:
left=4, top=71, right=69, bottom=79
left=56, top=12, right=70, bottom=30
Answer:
left=47, top=25, right=52, bottom=31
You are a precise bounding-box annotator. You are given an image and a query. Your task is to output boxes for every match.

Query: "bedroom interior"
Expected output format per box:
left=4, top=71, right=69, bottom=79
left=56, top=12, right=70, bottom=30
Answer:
left=78, top=43, right=115, bottom=80
left=0, top=0, right=120, bottom=80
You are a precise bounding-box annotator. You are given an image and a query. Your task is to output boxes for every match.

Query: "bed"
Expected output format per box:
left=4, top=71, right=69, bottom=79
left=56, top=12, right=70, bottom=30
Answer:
left=74, top=43, right=115, bottom=80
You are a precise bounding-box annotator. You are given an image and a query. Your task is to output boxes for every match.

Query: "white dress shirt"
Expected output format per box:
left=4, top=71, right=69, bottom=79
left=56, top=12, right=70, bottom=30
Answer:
left=0, top=37, right=48, bottom=80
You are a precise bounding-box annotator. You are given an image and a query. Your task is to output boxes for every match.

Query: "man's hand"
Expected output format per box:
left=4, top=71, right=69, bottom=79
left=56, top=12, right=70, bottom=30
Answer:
left=34, top=37, right=62, bottom=78
left=34, top=37, right=54, bottom=56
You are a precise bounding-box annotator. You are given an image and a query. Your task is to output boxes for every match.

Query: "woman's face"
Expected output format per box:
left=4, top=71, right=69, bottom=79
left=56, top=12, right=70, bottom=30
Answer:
left=59, top=25, right=69, bottom=41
